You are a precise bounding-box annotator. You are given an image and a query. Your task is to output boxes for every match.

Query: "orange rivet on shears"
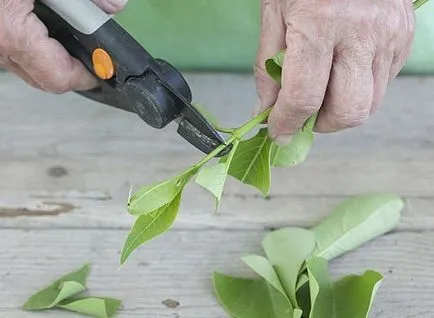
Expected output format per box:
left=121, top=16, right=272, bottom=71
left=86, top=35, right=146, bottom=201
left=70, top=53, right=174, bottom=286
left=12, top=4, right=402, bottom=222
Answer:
left=92, top=48, right=114, bottom=80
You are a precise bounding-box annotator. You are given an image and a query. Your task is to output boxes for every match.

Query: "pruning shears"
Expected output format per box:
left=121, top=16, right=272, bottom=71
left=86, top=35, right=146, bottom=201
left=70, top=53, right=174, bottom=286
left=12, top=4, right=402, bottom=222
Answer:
left=33, top=0, right=230, bottom=157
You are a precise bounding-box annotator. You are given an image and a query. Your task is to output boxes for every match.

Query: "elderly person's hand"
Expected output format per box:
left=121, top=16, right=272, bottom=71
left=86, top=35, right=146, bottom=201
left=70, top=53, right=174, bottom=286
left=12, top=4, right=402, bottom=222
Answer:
left=255, top=0, right=415, bottom=145
left=0, top=0, right=126, bottom=93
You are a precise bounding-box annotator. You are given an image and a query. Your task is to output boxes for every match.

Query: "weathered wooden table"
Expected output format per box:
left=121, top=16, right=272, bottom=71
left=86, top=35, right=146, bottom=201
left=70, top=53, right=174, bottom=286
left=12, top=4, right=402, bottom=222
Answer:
left=1, top=72, right=434, bottom=317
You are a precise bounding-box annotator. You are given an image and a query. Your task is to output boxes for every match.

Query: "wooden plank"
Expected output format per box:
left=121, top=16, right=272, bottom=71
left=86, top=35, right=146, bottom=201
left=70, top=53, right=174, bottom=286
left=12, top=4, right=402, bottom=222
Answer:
left=2, top=74, right=434, bottom=158
left=2, top=74, right=434, bottom=199
left=1, top=229, right=434, bottom=317
left=2, top=149, right=434, bottom=196
left=0, top=189, right=432, bottom=232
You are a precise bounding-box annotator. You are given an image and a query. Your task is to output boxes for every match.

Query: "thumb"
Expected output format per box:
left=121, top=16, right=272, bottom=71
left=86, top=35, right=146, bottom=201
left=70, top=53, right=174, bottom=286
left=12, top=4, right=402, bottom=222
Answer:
left=91, top=0, right=128, bottom=14
left=254, top=0, right=285, bottom=115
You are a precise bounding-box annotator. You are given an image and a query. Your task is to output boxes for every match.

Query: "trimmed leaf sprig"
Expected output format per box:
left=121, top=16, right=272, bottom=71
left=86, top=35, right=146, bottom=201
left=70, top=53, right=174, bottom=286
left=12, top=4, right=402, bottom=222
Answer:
left=121, top=48, right=315, bottom=264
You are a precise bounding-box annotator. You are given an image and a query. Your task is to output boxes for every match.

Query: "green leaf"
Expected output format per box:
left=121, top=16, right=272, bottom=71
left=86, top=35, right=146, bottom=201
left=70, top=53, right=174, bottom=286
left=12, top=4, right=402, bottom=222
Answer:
left=225, top=128, right=272, bottom=195
left=23, top=264, right=90, bottom=310
left=296, top=277, right=311, bottom=316
left=127, top=168, right=195, bottom=216
left=304, top=258, right=383, bottom=318
left=306, top=257, right=333, bottom=318
left=57, top=297, right=122, bottom=318
left=195, top=163, right=227, bottom=205
left=121, top=192, right=182, bottom=264
left=270, top=114, right=317, bottom=168
left=413, top=0, right=430, bottom=10
left=333, top=270, right=383, bottom=318
left=265, top=50, right=285, bottom=83
left=212, top=272, right=293, bottom=318
left=196, top=140, right=239, bottom=208
left=293, top=308, right=303, bottom=318
left=312, top=193, right=404, bottom=261
left=241, top=254, right=290, bottom=302
left=296, top=273, right=309, bottom=292
left=262, top=228, right=316, bottom=307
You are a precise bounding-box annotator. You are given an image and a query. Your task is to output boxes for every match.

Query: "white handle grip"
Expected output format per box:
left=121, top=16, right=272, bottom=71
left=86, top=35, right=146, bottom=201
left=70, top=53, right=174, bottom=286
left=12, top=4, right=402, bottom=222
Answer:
left=40, top=0, right=111, bottom=34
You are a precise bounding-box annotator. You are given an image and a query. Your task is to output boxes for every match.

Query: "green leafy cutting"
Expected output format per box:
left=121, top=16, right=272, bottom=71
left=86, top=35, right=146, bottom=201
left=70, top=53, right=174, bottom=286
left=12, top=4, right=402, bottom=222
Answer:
left=311, top=193, right=404, bottom=261
left=23, top=263, right=121, bottom=318
left=57, top=297, right=122, bottom=318
left=23, top=263, right=90, bottom=311
left=213, top=193, right=404, bottom=318
left=121, top=35, right=316, bottom=264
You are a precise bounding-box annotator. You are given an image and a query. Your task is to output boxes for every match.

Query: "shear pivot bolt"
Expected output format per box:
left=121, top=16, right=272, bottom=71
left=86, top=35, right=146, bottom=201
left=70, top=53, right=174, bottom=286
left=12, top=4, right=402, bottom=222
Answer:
left=92, top=48, right=114, bottom=80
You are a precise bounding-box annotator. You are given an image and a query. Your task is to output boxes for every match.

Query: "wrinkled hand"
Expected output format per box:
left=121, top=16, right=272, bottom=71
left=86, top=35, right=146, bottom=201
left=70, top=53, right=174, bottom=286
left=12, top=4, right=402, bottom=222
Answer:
left=255, top=0, right=415, bottom=144
left=0, top=0, right=126, bottom=93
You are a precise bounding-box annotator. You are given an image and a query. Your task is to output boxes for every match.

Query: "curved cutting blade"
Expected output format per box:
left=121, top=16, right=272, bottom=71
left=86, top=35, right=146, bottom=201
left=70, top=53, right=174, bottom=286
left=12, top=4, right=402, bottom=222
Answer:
left=160, top=80, right=232, bottom=157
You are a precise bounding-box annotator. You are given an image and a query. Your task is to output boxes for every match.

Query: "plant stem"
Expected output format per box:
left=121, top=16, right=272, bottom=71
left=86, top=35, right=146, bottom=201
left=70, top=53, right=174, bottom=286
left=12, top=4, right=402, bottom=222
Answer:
left=193, top=108, right=272, bottom=170
left=232, top=108, right=272, bottom=139
left=414, top=0, right=429, bottom=9
left=214, top=126, right=236, bottom=134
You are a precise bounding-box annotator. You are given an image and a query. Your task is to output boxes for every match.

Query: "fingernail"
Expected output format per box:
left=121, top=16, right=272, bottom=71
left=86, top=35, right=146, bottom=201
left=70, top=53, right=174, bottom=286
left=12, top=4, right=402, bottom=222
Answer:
left=75, top=72, right=99, bottom=91
left=274, top=134, right=293, bottom=146
left=106, top=0, right=128, bottom=11
left=109, top=0, right=128, bottom=5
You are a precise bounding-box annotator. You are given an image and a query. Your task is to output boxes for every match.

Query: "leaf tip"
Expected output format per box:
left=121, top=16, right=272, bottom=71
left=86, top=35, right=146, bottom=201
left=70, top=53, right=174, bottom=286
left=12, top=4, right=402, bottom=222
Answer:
left=127, top=184, right=134, bottom=204
left=22, top=302, right=34, bottom=311
left=119, top=248, right=129, bottom=266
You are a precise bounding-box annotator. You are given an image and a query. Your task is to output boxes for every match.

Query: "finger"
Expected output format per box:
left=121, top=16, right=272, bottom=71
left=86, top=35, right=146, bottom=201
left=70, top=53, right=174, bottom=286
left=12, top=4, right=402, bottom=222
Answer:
left=370, top=52, right=393, bottom=115
left=389, top=2, right=415, bottom=81
left=254, top=0, right=286, bottom=114
left=267, top=28, right=333, bottom=143
left=389, top=38, right=412, bottom=81
left=314, top=47, right=374, bottom=133
left=10, top=12, right=98, bottom=93
left=91, top=0, right=128, bottom=14
left=389, top=37, right=413, bottom=82
left=1, top=57, right=42, bottom=89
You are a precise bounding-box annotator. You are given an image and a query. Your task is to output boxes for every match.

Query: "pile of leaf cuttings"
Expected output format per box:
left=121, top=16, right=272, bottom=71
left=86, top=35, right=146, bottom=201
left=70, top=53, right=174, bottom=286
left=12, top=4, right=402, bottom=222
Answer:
left=213, top=193, right=404, bottom=318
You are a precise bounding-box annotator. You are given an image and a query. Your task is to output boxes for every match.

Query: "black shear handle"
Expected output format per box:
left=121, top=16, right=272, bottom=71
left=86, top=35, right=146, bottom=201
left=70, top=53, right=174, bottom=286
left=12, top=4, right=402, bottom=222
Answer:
left=33, top=0, right=193, bottom=129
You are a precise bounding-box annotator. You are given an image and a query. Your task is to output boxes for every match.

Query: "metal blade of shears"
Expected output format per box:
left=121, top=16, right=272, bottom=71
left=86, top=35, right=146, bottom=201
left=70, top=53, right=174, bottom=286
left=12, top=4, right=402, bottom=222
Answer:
left=160, top=80, right=232, bottom=157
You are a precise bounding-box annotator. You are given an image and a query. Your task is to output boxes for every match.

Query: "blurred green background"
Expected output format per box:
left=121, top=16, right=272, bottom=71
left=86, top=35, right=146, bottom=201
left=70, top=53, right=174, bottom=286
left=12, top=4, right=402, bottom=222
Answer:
left=115, top=0, right=434, bottom=74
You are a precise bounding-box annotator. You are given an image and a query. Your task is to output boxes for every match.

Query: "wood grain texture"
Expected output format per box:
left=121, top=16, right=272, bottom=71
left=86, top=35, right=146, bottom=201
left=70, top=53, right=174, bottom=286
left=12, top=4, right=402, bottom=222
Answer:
left=1, top=229, right=434, bottom=318
left=2, top=73, right=434, bottom=317
left=0, top=190, right=433, bottom=232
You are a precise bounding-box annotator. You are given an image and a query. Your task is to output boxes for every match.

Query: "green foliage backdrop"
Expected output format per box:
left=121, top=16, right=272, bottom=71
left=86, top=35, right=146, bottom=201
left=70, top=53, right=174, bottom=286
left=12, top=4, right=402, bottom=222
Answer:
left=115, top=0, right=434, bottom=74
